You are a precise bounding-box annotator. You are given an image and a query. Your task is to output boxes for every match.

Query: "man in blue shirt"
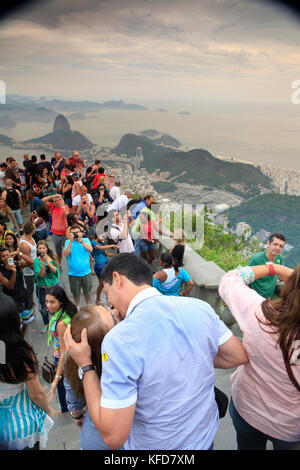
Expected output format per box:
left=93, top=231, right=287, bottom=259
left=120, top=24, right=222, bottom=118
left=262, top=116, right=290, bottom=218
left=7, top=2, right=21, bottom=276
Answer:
left=64, top=253, right=248, bottom=450
left=63, top=224, right=93, bottom=307
left=28, top=190, right=43, bottom=213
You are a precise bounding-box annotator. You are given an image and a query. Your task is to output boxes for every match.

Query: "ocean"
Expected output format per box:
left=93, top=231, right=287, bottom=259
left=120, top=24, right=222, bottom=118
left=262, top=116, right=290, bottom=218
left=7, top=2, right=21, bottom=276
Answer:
left=1, top=99, right=300, bottom=170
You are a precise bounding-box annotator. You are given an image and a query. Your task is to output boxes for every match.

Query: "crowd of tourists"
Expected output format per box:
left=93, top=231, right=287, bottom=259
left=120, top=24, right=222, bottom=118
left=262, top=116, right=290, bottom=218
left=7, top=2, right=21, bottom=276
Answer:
left=0, top=152, right=299, bottom=452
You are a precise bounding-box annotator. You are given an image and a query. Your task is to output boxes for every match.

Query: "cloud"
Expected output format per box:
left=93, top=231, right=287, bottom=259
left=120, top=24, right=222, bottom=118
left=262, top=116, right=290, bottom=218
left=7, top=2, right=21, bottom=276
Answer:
left=1, top=0, right=300, bottom=102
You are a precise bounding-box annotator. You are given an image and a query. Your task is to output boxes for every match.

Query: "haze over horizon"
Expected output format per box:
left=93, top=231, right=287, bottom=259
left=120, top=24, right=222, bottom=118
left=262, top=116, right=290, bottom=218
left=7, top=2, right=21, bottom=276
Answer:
left=1, top=0, right=300, bottom=169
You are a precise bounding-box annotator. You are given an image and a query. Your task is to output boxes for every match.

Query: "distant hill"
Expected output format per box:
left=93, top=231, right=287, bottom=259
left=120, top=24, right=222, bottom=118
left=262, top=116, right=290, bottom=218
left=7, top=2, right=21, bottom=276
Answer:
left=112, top=133, right=272, bottom=197
left=23, top=114, right=94, bottom=151
left=139, top=130, right=181, bottom=148
left=112, top=133, right=171, bottom=160
left=6, top=95, right=147, bottom=112
left=223, top=193, right=300, bottom=267
left=0, top=133, right=14, bottom=145
left=68, top=113, right=86, bottom=120
left=152, top=134, right=181, bottom=148
left=0, top=104, right=57, bottom=123
left=140, top=129, right=160, bottom=138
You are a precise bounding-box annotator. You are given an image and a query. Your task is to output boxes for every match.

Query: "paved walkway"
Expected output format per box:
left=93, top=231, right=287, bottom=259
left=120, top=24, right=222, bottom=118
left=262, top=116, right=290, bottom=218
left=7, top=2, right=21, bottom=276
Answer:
left=24, top=237, right=239, bottom=451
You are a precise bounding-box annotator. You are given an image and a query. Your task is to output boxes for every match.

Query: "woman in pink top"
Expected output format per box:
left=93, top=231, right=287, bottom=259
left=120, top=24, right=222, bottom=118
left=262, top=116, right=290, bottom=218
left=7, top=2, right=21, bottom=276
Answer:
left=219, top=263, right=300, bottom=450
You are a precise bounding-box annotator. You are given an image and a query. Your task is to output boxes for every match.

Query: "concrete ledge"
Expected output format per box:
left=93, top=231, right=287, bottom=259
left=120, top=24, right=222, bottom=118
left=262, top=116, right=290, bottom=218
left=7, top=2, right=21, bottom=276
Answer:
left=156, top=234, right=238, bottom=329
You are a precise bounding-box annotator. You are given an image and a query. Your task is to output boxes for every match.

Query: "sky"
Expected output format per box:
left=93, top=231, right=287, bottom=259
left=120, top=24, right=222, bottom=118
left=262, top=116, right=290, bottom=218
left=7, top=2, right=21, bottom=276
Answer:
left=1, top=0, right=300, bottom=106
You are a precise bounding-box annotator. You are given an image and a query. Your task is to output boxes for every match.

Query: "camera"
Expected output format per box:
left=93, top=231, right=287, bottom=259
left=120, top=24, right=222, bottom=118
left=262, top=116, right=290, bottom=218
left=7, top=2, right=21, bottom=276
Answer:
left=74, top=233, right=79, bottom=239
left=40, top=253, right=45, bottom=259
left=8, top=258, right=14, bottom=266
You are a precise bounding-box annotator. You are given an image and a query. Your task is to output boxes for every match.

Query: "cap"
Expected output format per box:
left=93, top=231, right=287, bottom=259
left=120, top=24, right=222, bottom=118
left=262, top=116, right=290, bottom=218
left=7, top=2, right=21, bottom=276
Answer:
left=124, top=188, right=133, bottom=195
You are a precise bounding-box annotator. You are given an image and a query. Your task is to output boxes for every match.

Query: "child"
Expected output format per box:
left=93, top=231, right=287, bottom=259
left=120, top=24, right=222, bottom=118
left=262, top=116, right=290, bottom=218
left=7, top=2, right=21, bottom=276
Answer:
left=33, top=240, right=60, bottom=333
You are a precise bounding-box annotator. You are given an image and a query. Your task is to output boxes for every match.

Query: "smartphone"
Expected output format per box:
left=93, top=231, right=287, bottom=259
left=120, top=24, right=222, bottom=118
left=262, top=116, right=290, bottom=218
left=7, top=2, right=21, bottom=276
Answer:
left=8, top=258, right=14, bottom=266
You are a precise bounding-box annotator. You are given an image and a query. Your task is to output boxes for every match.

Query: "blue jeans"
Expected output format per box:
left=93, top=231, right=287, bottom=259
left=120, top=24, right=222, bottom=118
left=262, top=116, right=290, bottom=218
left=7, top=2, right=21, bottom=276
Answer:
left=229, top=398, right=300, bottom=450
left=36, top=286, right=49, bottom=325
left=54, top=357, right=68, bottom=413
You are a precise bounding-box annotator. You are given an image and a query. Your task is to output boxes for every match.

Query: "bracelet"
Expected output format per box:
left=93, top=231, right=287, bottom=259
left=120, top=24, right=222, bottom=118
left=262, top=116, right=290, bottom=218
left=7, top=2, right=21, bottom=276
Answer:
left=70, top=411, right=84, bottom=420
left=268, top=263, right=275, bottom=277
left=55, top=374, right=62, bottom=380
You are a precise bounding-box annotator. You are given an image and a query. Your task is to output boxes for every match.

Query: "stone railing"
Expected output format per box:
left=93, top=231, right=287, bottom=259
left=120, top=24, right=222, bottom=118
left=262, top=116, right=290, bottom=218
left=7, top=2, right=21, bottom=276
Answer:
left=155, top=236, right=243, bottom=338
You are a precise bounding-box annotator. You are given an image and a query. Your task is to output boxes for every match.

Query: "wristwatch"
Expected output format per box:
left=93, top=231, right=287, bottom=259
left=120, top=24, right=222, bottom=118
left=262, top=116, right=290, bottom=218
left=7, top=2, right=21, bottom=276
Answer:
left=78, top=364, right=95, bottom=380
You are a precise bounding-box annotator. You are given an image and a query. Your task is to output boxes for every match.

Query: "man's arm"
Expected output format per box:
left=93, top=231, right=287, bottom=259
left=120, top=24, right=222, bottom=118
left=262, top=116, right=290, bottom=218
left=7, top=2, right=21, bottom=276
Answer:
left=64, top=326, right=135, bottom=449
left=63, top=239, right=73, bottom=257
left=19, top=241, right=33, bottom=267
left=214, top=335, right=248, bottom=369
left=42, top=193, right=58, bottom=206
left=82, top=368, right=135, bottom=449
left=80, top=239, right=93, bottom=253
left=0, top=267, right=17, bottom=290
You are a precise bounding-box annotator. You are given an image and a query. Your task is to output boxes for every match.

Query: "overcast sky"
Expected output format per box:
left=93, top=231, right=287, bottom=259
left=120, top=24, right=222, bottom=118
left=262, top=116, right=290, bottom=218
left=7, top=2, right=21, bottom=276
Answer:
left=1, top=0, right=300, bottom=105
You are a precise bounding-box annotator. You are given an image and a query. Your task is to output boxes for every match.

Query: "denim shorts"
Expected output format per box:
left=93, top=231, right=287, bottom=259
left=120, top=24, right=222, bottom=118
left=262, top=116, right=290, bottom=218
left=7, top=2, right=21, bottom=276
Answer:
left=94, top=263, right=107, bottom=278
left=138, top=238, right=155, bottom=253
left=12, top=209, right=23, bottom=226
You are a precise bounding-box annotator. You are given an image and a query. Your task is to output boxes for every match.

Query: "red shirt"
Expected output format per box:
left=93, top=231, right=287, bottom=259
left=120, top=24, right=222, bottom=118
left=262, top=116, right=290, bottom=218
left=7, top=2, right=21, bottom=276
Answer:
left=92, top=173, right=107, bottom=189
left=49, top=202, right=69, bottom=236
left=68, top=158, right=85, bottom=169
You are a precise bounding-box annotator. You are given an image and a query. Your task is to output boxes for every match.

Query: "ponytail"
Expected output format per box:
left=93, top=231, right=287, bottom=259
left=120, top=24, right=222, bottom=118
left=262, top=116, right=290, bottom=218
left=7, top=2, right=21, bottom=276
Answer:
left=160, top=252, right=179, bottom=271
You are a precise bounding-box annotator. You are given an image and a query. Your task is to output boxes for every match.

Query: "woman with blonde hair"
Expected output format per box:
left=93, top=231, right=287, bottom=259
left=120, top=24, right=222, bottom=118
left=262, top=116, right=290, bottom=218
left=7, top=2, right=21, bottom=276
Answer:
left=219, top=263, right=300, bottom=450
left=0, top=196, right=17, bottom=233
left=33, top=240, right=60, bottom=333
left=64, top=303, right=122, bottom=450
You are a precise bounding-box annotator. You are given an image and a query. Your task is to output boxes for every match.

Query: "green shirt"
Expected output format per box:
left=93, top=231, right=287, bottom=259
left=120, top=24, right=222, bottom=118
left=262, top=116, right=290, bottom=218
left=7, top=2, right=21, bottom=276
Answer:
left=248, top=250, right=283, bottom=299
left=33, top=258, right=60, bottom=287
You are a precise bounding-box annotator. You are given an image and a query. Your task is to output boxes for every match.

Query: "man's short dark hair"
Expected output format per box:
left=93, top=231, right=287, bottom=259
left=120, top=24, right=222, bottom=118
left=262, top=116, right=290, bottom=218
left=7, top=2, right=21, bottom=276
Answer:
left=102, top=253, right=153, bottom=286
left=23, top=221, right=35, bottom=235
left=268, top=233, right=286, bottom=244
left=40, top=154, right=46, bottom=160
left=70, top=224, right=84, bottom=233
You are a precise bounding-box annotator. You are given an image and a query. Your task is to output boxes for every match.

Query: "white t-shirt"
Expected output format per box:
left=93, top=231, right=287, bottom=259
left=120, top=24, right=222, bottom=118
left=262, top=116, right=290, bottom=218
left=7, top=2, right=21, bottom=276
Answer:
left=72, top=193, right=93, bottom=208
left=109, top=186, right=120, bottom=201
left=0, top=170, right=6, bottom=188
left=107, top=195, right=129, bottom=213
left=110, top=223, right=134, bottom=253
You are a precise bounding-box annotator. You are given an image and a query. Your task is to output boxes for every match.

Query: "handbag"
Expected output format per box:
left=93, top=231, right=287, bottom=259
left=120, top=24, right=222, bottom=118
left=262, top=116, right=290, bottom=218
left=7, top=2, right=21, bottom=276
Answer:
left=214, top=386, right=229, bottom=418
left=42, top=356, right=57, bottom=384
